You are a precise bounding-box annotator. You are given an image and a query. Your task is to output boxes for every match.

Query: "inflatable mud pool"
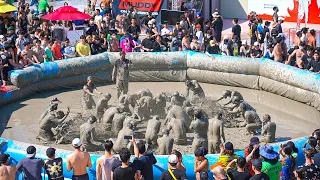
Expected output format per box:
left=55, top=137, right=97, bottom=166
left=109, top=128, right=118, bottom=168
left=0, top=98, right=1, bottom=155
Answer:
left=0, top=51, right=318, bottom=179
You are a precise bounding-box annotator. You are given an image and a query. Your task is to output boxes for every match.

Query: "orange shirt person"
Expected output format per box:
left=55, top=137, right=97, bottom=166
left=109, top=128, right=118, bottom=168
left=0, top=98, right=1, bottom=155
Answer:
left=51, top=37, right=63, bottom=60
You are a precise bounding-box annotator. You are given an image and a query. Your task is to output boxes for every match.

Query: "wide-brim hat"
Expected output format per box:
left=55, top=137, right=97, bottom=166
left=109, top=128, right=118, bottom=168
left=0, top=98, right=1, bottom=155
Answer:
left=212, top=12, right=220, bottom=18
left=260, top=145, right=279, bottom=159
left=272, top=22, right=277, bottom=28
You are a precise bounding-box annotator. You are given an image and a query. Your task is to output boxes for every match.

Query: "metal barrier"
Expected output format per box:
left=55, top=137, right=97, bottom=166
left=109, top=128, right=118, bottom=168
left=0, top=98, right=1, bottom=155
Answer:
left=288, top=28, right=320, bottom=47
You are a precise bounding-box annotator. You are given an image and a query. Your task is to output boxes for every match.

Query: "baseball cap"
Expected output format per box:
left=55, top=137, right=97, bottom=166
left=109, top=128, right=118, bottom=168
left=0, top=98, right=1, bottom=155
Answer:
left=168, top=154, right=178, bottom=164
left=196, top=12, right=202, bottom=16
left=26, top=146, right=36, bottom=158
left=72, top=138, right=82, bottom=147
left=242, top=40, right=247, bottom=45
left=278, top=17, right=284, bottom=21
left=224, top=142, right=234, bottom=151
left=249, top=137, right=260, bottom=146
left=8, top=26, right=14, bottom=30
left=254, top=42, right=259, bottom=46
left=46, top=148, right=56, bottom=158
left=0, top=154, right=10, bottom=163
left=210, top=40, right=215, bottom=46
left=223, top=36, right=229, bottom=40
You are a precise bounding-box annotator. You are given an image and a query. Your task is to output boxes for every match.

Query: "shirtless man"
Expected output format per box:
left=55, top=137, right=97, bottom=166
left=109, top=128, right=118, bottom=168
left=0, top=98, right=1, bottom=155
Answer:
left=185, top=80, right=205, bottom=102
left=208, top=113, right=226, bottom=154
left=152, top=93, right=167, bottom=118
left=0, top=154, right=16, bottom=180
left=165, top=105, right=191, bottom=129
left=273, top=37, right=284, bottom=62
left=37, top=108, right=70, bottom=142
left=145, top=115, right=161, bottom=146
left=83, top=76, right=103, bottom=111
left=102, top=104, right=124, bottom=131
left=167, top=117, right=188, bottom=145
left=239, top=104, right=262, bottom=135
left=134, top=95, right=153, bottom=121
left=293, top=31, right=302, bottom=47
left=113, top=123, right=135, bottom=153
left=189, top=109, right=208, bottom=153
left=67, top=138, right=92, bottom=180
left=157, top=129, right=174, bottom=155
left=112, top=104, right=129, bottom=135
left=286, top=42, right=306, bottom=68
left=171, top=91, right=186, bottom=107
left=137, top=88, right=153, bottom=98
left=216, top=90, right=244, bottom=106
left=96, top=93, right=112, bottom=122
left=228, top=99, right=255, bottom=119
left=80, top=116, right=102, bottom=152
left=260, top=114, right=276, bottom=143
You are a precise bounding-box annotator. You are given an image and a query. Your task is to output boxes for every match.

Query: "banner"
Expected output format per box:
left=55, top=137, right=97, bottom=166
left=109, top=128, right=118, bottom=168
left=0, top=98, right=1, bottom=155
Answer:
left=247, top=0, right=320, bottom=24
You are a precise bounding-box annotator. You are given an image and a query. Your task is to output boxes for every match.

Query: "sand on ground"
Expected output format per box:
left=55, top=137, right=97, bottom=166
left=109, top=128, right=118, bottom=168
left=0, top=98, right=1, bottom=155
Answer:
left=0, top=82, right=317, bottom=154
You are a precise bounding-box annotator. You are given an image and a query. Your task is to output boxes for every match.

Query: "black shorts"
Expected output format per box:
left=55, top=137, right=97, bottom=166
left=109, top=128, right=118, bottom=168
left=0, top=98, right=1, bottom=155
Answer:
left=1, top=66, right=9, bottom=81
left=72, top=173, right=89, bottom=180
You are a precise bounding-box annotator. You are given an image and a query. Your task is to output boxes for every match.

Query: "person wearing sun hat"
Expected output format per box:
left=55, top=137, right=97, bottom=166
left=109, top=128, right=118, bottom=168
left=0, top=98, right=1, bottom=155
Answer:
left=260, top=145, right=281, bottom=180
left=245, top=137, right=261, bottom=176
left=159, top=154, right=187, bottom=180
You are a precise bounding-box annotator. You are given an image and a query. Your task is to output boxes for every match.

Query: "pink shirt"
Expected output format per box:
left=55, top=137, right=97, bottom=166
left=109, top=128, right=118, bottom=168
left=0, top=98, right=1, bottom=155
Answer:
left=120, top=39, right=134, bottom=53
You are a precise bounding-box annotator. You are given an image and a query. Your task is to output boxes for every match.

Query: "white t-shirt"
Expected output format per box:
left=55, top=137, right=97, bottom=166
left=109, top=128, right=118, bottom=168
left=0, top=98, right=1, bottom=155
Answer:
left=196, top=31, right=203, bottom=49
left=94, top=15, right=103, bottom=24
left=161, top=28, right=171, bottom=36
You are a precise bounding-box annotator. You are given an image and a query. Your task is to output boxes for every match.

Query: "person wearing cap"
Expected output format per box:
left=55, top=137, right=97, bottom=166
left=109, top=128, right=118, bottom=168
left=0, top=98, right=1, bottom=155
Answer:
left=206, top=39, right=220, bottom=55
left=39, top=97, right=62, bottom=121
left=112, top=51, right=132, bottom=98
left=66, top=138, right=92, bottom=180
left=0, top=153, right=16, bottom=180
left=17, top=146, right=44, bottom=180
left=63, top=39, right=76, bottom=59
left=239, top=40, right=250, bottom=57
left=219, top=36, right=231, bottom=55
left=260, top=145, right=281, bottom=180
left=195, top=23, right=204, bottom=50
left=160, top=154, right=187, bottom=180
left=260, top=114, right=276, bottom=143
left=83, top=76, right=103, bottom=111
left=91, top=37, right=106, bottom=55
left=250, top=159, right=270, bottom=180
left=308, top=51, right=320, bottom=74
left=173, top=22, right=183, bottom=37
left=212, top=142, right=238, bottom=170
left=226, top=157, right=252, bottom=180
left=44, top=148, right=64, bottom=180
left=76, top=35, right=91, bottom=57
left=250, top=42, right=262, bottom=58
left=278, top=144, right=295, bottom=180
left=298, top=148, right=320, bottom=179
left=212, top=12, right=223, bottom=42
left=245, top=137, right=261, bottom=176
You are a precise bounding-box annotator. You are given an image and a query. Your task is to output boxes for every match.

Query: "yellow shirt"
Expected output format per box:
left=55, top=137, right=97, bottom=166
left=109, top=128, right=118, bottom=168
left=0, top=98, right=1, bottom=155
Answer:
left=76, top=43, right=91, bottom=56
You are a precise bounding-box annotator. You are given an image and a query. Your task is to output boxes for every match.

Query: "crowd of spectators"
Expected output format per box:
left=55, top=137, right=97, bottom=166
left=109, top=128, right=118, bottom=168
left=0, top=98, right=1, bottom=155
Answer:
left=0, top=1, right=319, bottom=89
left=2, top=130, right=320, bottom=180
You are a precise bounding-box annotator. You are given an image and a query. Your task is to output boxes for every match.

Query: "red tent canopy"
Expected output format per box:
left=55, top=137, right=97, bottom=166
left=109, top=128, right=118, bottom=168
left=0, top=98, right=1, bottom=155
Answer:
left=41, top=6, right=91, bottom=21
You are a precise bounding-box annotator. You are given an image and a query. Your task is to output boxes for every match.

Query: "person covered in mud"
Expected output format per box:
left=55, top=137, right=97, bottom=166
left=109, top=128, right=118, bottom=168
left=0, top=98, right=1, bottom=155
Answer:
left=37, top=107, right=70, bottom=142
left=40, top=97, right=62, bottom=122
left=216, top=90, right=244, bottom=106
left=260, top=114, right=276, bottom=143
left=227, top=97, right=255, bottom=118
left=145, top=115, right=161, bottom=146
left=165, top=104, right=191, bottom=129
left=113, top=123, right=135, bottom=153
left=185, top=80, right=205, bottom=102
left=152, top=93, right=167, bottom=118
left=83, top=76, right=103, bottom=111
left=167, top=117, right=188, bottom=145
left=238, top=103, right=262, bottom=135
left=208, top=112, right=226, bottom=154
left=80, top=116, right=102, bottom=152
left=102, top=103, right=128, bottom=131
left=134, top=94, right=153, bottom=121
left=189, top=109, right=209, bottom=153
left=112, top=104, right=130, bottom=135
left=157, top=129, right=174, bottom=155
left=96, top=93, right=112, bottom=122
left=171, top=91, right=186, bottom=107
left=112, top=51, right=133, bottom=99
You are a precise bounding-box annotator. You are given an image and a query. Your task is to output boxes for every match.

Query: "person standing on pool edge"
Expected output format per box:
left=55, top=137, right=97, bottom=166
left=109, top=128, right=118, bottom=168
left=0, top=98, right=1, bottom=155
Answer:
left=112, top=51, right=132, bottom=99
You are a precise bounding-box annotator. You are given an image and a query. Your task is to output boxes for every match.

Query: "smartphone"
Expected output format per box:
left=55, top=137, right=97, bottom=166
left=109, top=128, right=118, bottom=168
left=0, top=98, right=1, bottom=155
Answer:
left=124, top=136, right=132, bottom=140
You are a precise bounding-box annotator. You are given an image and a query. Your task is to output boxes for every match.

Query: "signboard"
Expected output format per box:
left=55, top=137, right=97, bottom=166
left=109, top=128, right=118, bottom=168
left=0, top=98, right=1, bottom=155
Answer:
left=247, top=0, right=320, bottom=24
left=113, top=0, right=164, bottom=16
left=67, top=30, right=83, bottom=46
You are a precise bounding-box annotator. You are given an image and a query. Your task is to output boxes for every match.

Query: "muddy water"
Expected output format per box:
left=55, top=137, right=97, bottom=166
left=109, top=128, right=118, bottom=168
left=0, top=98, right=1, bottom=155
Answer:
left=0, top=82, right=318, bottom=154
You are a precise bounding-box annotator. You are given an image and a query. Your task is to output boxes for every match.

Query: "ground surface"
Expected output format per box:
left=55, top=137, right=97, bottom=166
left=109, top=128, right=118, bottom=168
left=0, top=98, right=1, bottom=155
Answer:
left=0, top=82, right=316, bottom=154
